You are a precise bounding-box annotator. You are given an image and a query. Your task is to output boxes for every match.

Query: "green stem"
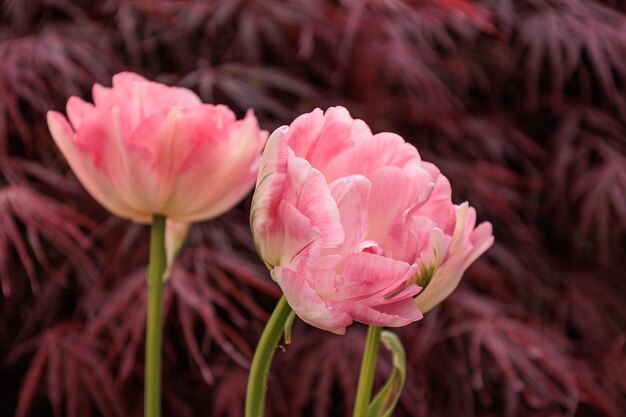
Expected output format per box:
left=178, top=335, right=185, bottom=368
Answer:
left=245, top=296, right=293, bottom=417
left=353, top=326, right=383, bottom=417
left=145, top=215, right=166, bottom=417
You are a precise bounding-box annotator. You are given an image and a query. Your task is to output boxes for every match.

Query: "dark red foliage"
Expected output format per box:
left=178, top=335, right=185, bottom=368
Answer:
left=1, top=1, right=625, bottom=416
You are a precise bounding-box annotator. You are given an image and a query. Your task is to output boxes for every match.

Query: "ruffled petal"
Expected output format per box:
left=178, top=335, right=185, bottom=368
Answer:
left=370, top=297, right=424, bottom=323
left=276, top=200, right=322, bottom=271
left=329, top=297, right=422, bottom=327
left=286, top=106, right=368, bottom=175
left=365, top=167, right=412, bottom=242
left=324, top=132, right=420, bottom=182
left=332, top=252, right=413, bottom=301
left=284, top=156, right=344, bottom=248
left=383, top=216, right=435, bottom=264
left=413, top=162, right=456, bottom=234
left=415, top=204, right=494, bottom=313
left=273, top=267, right=352, bottom=335
left=251, top=127, right=290, bottom=268
left=328, top=175, right=371, bottom=257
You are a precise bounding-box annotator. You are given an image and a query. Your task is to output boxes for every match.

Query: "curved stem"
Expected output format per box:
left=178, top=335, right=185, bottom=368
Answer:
left=353, top=326, right=383, bottom=417
left=245, top=296, right=293, bottom=417
left=145, top=215, right=166, bottom=417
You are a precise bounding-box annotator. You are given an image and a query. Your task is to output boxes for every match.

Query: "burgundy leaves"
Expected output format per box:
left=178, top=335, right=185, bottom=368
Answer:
left=1, top=0, right=625, bottom=416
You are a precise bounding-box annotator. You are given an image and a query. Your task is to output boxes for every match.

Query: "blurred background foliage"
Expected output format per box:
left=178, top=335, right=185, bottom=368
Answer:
left=0, top=0, right=625, bottom=416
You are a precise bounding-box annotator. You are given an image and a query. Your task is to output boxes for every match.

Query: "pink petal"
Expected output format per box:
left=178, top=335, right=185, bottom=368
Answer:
left=415, top=227, right=448, bottom=275
left=366, top=167, right=410, bottom=241
left=124, top=108, right=183, bottom=211
left=75, top=105, right=159, bottom=214
left=371, top=297, right=423, bottom=323
left=329, top=297, right=421, bottom=327
left=284, top=156, right=344, bottom=248
left=413, top=162, right=456, bottom=233
left=131, top=80, right=203, bottom=118
left=312, top=267, right=340, bottom=297
left=251, top=126, right=290, bottom=254
left=66, top=96, right=94, bottom=130
left=179, top=109, right=267, bottom=220
left=97, top=72, right=203, bottom=141
left=332, top=252, right=413, bottom=301
left=145, top=106, right=266, bottom=221
left=327, top=175, right=371, bottom=257
left=415, top=204, right=494, bottom=313
left=286, top=107, right=369, bottom=175
left=47, top=111, right=148, bottom=221
left=273, top=267, right=352, bottom=335
left=324, top=132, right=420, bottom=182
left=111, top=71, right=148, bottom=87
left=372, top=283, right=422, bottom=305
left=276, top=200, right=322, bottom=271
left=383, top=216, right=436, bottom=264
left=92, top=83, right=111, bottom=105
left=71, top=96, right=153, bottom=216
left=284, top=108, right=325, bottom=158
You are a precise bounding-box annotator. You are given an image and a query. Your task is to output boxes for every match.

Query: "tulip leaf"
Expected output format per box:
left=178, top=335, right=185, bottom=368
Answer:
left=283, top=311, right=296, bottom=344
left=367, top=330, right=406, bottom=417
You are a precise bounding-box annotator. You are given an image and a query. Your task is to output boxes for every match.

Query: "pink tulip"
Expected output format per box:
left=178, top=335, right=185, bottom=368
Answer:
left=47, top=72, right=267, bottom=223
left=251, top=107, right=493, bottom=334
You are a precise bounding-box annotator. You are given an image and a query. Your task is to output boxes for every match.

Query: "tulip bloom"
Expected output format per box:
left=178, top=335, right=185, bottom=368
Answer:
left=48, top=72, right=268, bottom=417
left=47, top=72, right=267, bottom=223
left=251, top=107, right=493, bottom=334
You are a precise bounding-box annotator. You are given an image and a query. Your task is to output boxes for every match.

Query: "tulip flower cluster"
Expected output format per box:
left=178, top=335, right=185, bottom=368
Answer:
left=47, top=73, right=492, bottom=417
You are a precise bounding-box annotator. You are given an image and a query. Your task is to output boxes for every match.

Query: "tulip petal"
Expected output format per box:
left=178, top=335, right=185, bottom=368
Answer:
left=328, top=175, right=371, bottom=257
left=47, top=111, right=148, bottom=221
left=365, top=166, right=412, bottom=242
left=324, top=132, right=420, bottom=182
left=371, top=297, right=424, bottom=323
left=76, top=105, right=158, bottom=214
left=329, top=297, right=422, bottom=327
left=332, top=252, right=413, bottom=301
left=66, top=96, right=94, bottom=130
left=284, top=108, right=325, bottom=158
left=415, top=205, right=494, bottom=313
left=167, top=108, right=266, bottom=221
left=251, top=126, right=289, bottom=250
left=287, top=107, right=370, bottom=174
left=132, top=80, right=203, bottom=117
left=92, top=83, right=111, bottom=106
left=273, top=267, right=352, bottom=335
left=312, top=267, right=340, bottom=297
left=285, top=156, right=344, bottom=247
left=413, top=163, right=456, bottom=233
left=95, top=72, right=203, bottom=141
left=111, top=71, right=147, bottom=87
left=124, top=108, right=181, bottom=212
left=276, top=200, right=322, bottom=271
left=383, top=216, right=436, bottom=264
